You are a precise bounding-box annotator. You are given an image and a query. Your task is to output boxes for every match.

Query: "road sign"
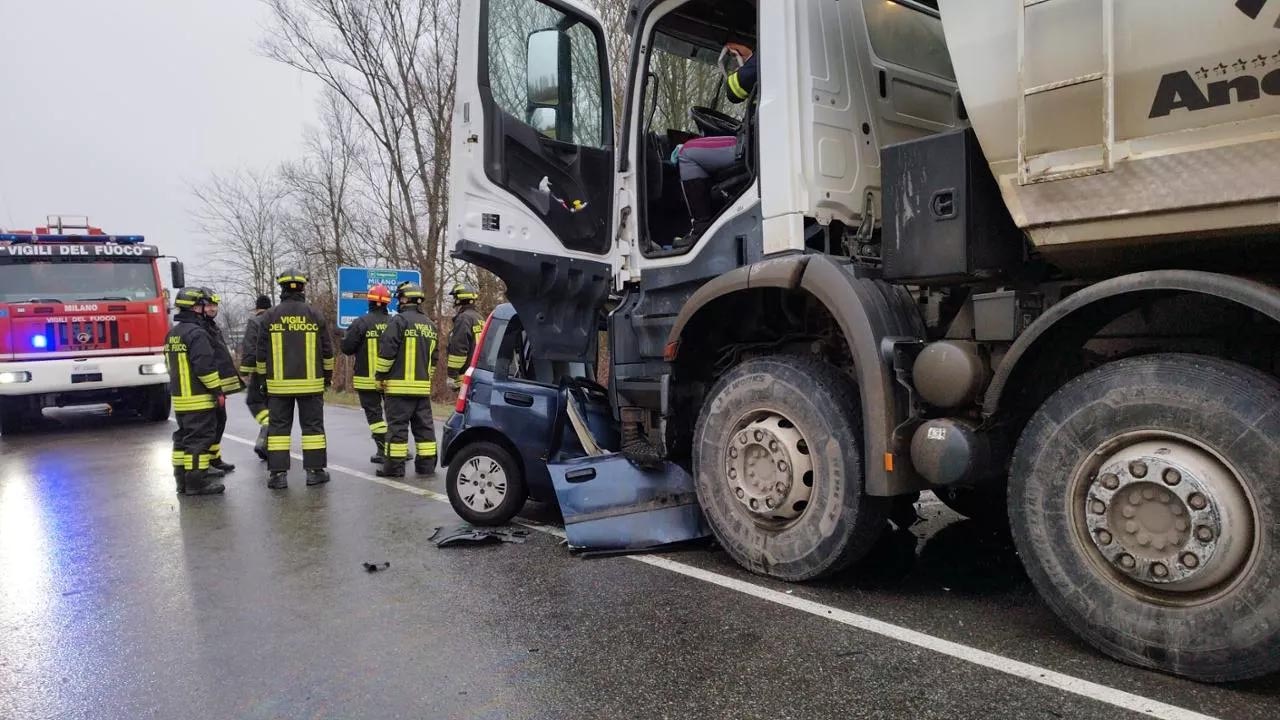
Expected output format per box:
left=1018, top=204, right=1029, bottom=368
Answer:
left=336, top=266, right=421, bottom=329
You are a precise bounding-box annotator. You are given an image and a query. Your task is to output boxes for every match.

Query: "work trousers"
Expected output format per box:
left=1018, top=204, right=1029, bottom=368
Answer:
left=384, top=395, right=436, bottom=462
left=211, top=404, right=227, bottom=461
left=172, top=409, right=218, bottom=473
left=245, top=375, right=269, bottom=427
left=357, top=389, right=387, bottom=452
left=266, top=393, right=326, bottom=471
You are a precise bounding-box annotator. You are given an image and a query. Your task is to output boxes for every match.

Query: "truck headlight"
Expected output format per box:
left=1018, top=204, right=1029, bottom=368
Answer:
left=139, top=362, right=168, bottom=376
left=0, top=371, right=32, bottom=384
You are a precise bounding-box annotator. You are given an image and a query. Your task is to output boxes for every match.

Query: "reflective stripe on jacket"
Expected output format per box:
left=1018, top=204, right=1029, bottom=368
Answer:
left=341, top=308, right=390, bottom=391
left=376, top=306, right=439, bottom=396
left=205, top=318, right=244, bottom=395
left=243, top=295, right=334, bottom=396
left=446, top=305, right=485, bottom=377
left=166, top=311, right=221, bottom=412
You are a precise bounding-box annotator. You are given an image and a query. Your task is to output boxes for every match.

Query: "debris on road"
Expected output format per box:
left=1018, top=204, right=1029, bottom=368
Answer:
left=362, top=561, right=391, bottom=573
left=430, top=525, right=528, bottom=547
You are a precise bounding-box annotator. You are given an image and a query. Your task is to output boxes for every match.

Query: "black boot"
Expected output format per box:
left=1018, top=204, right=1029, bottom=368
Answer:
left=376, top=461, right=405, bottom=478
left=211, top=458, right=236, bottom=473
left=184, top=469, right=226, bottom=496
left=306, top=469, right=331, bottom=486
left=267, top=471, right=288, bottom=490
left=414, top=456, right=437, bottom=476
left=174, top=468, right=187, bottom=495
left=205, top=464, right=227, bottom=479
left=254, top=427, right=269, bottom=461
left=370, top=435, right=387, bottom=465
left=674, top=178, right=714, bottom=248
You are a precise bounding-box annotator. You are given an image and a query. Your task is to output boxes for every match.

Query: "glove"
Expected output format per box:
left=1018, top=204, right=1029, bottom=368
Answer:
left=377, top=380, right=388, bottom=393
left=669, top=144, right=684, bottom=165
left=324, top=372, right=333, bottom=388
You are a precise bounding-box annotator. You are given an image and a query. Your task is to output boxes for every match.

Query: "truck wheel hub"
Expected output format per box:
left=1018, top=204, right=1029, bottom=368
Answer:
left=1082, top=438, right=1252, bottom=594
left=726, top=413, right=813, bottom=523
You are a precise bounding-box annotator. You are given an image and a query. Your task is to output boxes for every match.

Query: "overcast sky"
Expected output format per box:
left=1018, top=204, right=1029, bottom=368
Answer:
left=0, top=0, right=317, bottom=263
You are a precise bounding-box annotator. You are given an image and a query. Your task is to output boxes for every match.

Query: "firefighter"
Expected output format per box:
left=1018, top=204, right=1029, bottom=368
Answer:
left=165, top=287, right=226, bottom=496
left=243, top=269, right=335, bottom=489
left=238, top=293, right=273, bottom=460
left=341, top=283, right=393, bottom=465
left=375, top=282, right=439, bottom=478
left=202, top=291, right=244, bottom=477
left=445, top=282, right=485, bottom=390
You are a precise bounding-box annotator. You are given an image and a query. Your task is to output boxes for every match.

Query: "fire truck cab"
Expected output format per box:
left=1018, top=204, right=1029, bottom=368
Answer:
left=0, top=217, right=184, bottom=434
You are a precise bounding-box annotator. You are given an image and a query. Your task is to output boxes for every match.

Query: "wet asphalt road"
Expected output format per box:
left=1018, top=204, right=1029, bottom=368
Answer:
left=1, top=404, right=1278, bottom=720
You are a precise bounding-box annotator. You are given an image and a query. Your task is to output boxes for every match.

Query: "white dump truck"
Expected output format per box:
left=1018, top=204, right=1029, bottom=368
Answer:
left=448, top=0, right=1280, bottom=681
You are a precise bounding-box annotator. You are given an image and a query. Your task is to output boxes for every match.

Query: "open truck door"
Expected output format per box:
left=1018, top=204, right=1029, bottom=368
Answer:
left=450, top=0, right=619, bottom=364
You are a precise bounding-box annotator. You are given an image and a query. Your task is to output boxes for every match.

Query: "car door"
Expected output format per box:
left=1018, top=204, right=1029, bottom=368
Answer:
left=450, top=0, right=619, bottom=364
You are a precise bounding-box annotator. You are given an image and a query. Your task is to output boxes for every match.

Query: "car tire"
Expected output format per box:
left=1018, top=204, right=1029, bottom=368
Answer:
left=446, top=440, right=528, bottom=526
left=693, top=354, right=888, bottom=581
left=1010, top=353, right=1280, bottom=682
left=0, top=399, right=27, bottom=436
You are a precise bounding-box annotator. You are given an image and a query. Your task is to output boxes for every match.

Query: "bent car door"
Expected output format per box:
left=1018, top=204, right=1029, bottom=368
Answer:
left=450, top=0, right=618, bottom=363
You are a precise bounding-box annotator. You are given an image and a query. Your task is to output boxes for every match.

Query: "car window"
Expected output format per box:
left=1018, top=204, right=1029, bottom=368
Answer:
left=493, top=314, right=595, bottom=386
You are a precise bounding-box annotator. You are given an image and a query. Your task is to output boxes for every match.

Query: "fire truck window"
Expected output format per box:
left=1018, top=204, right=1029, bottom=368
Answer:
left=0, top=260, right=158, bottom=303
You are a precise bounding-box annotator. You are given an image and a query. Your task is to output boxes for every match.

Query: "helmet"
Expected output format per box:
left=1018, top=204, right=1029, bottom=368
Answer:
left=207, top=290, right=221, bottom=305
left=450, top=282, right=478, bottom=304
left=396, top=282, right=426, bottom=305
left=174, top=287, right=209, bottom=309
left=276, top=268, right=308, bottom=291
left=367, top=284, right=392, bottom=306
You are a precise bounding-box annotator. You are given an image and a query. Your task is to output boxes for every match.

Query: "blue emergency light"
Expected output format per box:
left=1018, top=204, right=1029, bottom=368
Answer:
left=0, top=233, right=145, bottom=243
left=31, top=334, right=47, bottom=349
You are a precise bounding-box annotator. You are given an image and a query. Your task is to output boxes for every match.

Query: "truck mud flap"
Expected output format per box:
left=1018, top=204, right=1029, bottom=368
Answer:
left=548, top=454, right=710, bottom=552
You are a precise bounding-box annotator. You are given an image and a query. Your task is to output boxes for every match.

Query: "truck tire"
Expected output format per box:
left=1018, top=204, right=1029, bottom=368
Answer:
left=1009, top=353, right=1280, bottom=682
left=693, top=355, right=888, bottom=581
left=0, top=400, right=27, bottom=436
left=141, top=386, right=171, bottom=422
left=446, top=441, right=528, bottom=526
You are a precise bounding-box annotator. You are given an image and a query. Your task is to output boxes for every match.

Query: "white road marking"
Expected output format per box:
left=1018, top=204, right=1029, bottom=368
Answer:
left=220, top=432, right=1219, bottom=720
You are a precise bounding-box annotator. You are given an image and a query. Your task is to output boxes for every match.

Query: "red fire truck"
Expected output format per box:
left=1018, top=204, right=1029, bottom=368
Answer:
left=0, top=217, right=185, bottom=434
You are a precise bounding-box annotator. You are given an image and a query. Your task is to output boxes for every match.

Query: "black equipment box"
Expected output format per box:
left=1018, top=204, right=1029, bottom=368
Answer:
left=881, top=128, right=1023, bottom=283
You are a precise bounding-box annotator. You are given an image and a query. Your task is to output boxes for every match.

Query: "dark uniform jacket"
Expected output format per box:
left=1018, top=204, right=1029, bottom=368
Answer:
left=376, top=305, right=439, bottom=396
left=341, top=307, right=391, bottom=391
left=238, top=311, right=266, bottom=375
left=244, top=293, right=335, bottom=396
left=205, top=318, right=244, bottom=395
left=165, top=310, right=222, bottom=412
left=446, top=304, right=486, bottom=377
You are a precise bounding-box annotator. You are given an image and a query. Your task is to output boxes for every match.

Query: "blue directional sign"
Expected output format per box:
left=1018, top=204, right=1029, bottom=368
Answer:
left=336, top=266, right=422, bottom=329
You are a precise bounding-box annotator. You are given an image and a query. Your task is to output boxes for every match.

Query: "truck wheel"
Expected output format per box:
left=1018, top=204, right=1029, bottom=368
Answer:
left=0, top=400, right=27, bottom=436
left=694, top=355, right=887, bottom=581
left=446, top=441, right=527, bottom=526
left=1010, top=353, right=1280, bottom=682
left=142, top=386, right=171, bottom=422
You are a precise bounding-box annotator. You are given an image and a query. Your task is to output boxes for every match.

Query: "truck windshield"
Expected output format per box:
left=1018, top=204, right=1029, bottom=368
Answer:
left=0, top=259, right=158, bottom=303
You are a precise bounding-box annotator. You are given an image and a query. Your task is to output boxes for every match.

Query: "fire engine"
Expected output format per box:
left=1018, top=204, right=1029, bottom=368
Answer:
left=0, top=217, right=185, bottom=434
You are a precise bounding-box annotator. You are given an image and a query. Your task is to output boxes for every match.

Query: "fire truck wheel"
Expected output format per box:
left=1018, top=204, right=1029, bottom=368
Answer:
left=694, top=354, right=888, bottom=582
left=140, top=386, right=172, bottom=422
left=0, top=399, right=30, bottom=436
left=1010, top=353, right=1280, bottom=682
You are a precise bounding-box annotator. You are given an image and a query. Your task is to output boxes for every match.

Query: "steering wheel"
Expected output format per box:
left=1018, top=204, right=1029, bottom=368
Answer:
left=690, top=106, right=741, bottom=137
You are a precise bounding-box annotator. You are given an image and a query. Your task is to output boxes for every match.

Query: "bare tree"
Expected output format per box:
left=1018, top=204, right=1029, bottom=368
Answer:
left=189, top=169, right=290, bottom=301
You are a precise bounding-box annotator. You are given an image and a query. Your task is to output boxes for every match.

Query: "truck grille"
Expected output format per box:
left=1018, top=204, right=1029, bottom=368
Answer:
left=48, top=320, right=120, bottom=350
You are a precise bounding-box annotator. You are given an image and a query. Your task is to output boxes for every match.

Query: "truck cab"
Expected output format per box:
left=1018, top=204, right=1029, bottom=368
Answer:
left=449, top=0, right=1280, bottom=682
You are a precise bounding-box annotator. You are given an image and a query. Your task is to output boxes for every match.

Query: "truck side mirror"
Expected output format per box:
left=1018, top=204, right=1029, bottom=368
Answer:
left=526, top=28, right=572, bottom=139
left=170, top=260, right=185, bottom=289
